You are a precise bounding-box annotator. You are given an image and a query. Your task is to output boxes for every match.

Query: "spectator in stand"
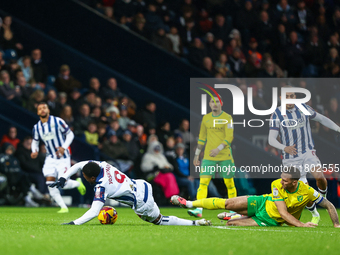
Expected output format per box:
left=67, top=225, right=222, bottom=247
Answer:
left=120, top=96, right=136, bottom=118
left=174, top=143, right=196, bottom=200
left=100, top=77, right=124, bottom=101
left=15, top=136, right=48, bottom=197
left=295, top=0, right=314, bottom=38
left=131, top=17, right=150, bottom=39
left=135, top=101, right=157, bottom=132
left=58, top=92, right=68, bottom=111
left=118, top=105, right=130, bottom=130
left=16, top=76, right=33, bottom=104
left=164, top=136, right=176, bottom=161
left=0, top=126, right=20, bottom=149
left=145, top=3, right=164, bottom=33
left=228, top=48, right=246, bottom=77
left=97, top=122, right=107, bottom=149
left=215, top=53, right=232, bottom=77
left=73, top=103, right=92, bottom=136
left=202, top=56, right=216, bottom=75
left=167, top=26, right=182, bottom=56
left=324, top=48, right=340, bottom=73
left=83, top=122, right=99, bottom=146
left=89, top=77, right=101, bottom=95
left=54, top=65, right=82, bottom=96
left=0, top=51, right=6, bottom=72
left=0, top=16, right=23, bottom=51
left=136, top=124, right=147, bottom=153
left=285, top=31, right=304, bottom=77
left=235, top=0, right=257, bottom=44
left=327, top=34, right=340, bottom=53
left=27, top=89, right=44, bottom=112
left=7, top=60, right=21, bottom=82
left=270, top=0, right=297, bottom=29
left=60, top=105, right=74, bottom=128
left=104, top=6, right=115, bottom=21
left=31, top=49, right=48, bottom=89
left=46, top=89, right=61, bottom=116
left=108, top=119, right=124, bottom=138
left=67, top=88, right=82, bottom=115
left=256, top=11, right=274, bottom=54
left=151, top=27, right=173, bottom=52
left=82, top=91, right=97, bottom=110
left=18, top=56, right=34, bottom=84
left=258, top=60, right=278, bottom=78
left=226, top=39, right=246, bottom=61
left=174, top=119, right=195, bottom=151
left=210, top=14, right=232, bottom=42
left=244, top=52, right=262, bottom=77
left=247, top=38, right=262, bottom=61
left=121, top=130, right=140, bottom=162
left=198, top=9, right=213, bottom=35
left=0, top=70, right=21, bottom=103
left=90, top=106, right=103, bottom=124
left=140, top=141, right=179, bottom=198
left=261, top=53, right=284, bottom=78
left=0, top=143, right=41, bottom=207
left=188, top=38, right=207, bottom=68
left=179, top=18, right=198, bottom=48
left=156, top=121, right=172, bottom=148
left=304, top=35, right=324, bottom=77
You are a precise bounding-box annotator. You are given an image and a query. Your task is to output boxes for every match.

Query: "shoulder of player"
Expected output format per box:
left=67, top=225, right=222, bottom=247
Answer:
left=272, top=179, right=283, bottom=189
left=221, top=111, right=232, bottom=119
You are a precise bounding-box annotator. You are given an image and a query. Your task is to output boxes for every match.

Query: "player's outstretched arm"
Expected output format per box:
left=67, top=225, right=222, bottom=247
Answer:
left=62, top=201, right=104, bottom=225
left=317, top=198, right=340, bottom=228
left=313, top=113, right=340, bottom=133
left=275, top=201, right=317, bottom=227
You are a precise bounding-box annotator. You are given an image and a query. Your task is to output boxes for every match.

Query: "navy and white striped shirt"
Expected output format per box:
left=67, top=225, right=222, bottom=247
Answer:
left=269, top=103, right=316, bottom=159
left=32, top=115, right=71, bottom=158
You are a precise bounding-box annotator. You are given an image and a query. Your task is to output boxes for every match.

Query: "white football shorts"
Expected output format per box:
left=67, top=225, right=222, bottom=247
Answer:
left=42, top=156, right=71, bottom=178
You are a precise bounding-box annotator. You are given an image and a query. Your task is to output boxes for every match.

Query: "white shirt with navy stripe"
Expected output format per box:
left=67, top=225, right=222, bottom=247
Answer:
left=32, top=115, right=71, bottom=158
left=269, top=103, right=316, bottom=159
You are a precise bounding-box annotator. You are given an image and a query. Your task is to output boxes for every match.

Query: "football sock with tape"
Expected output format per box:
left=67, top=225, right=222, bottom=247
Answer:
left=192, top=198, right=226, bottom=210
left=318, top=187, right=327, bottom=198
left=47, top=182, right=68, bottom=209
left=306, top=202, right=319, bottom=217
left=63, top=179, right=80, bottom=189
left=224, top=178, right=237, bottom=198
left=158, top=216, right=195, bottom=226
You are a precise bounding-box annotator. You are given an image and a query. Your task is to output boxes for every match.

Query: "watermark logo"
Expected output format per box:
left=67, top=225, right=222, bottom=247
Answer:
left=200, top=84, right=311, bottom=116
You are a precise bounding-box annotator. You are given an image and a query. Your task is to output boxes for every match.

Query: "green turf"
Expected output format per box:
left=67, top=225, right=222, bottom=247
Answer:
left=0, top=207, right=339, bottom=255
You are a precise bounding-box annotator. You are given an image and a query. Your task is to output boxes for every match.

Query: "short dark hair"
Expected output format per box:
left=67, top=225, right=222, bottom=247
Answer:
left=282, top=167, right=301, bottom=181
left=37, top=101, right=48, bottom=108
left=83, top=162, right=101, bottom=178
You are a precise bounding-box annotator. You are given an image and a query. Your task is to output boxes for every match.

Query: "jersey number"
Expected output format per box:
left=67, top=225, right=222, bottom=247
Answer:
left=114, top=171, right=126, bottom=183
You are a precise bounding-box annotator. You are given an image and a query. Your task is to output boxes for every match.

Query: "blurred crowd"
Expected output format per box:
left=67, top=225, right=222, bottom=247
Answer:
left=88, top=0, right=340, bottom=78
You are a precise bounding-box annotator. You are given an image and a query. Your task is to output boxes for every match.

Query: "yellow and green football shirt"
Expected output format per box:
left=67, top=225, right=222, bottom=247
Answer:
left=197, top=111, right=234, bottom=161
left=265, top=179, right=323, bottom=223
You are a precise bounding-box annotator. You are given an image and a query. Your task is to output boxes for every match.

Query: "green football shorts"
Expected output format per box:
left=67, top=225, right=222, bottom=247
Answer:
left=247, top=195, right=280, bottom=227
left=200, top=159, right=236, bottom=179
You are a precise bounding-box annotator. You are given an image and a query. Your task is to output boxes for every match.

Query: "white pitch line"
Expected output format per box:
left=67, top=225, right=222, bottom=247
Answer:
left=212, top=226, right=339, bottom=234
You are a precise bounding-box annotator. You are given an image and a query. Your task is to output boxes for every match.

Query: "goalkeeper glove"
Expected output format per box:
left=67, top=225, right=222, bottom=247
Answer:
left=49, top=177, right=66, bottom=188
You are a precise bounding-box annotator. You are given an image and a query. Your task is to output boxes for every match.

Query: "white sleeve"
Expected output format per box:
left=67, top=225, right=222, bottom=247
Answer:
left=61, top=130, right=74, bottom=150
left=313, top=112, right=340, bottom=132
left=73, top=200, right=104, bottom=225
left=31, top=139, right=39, bottom=153
left=61, top=161, right=89, bottom=179
left=268, top=129, right=286, bottom=151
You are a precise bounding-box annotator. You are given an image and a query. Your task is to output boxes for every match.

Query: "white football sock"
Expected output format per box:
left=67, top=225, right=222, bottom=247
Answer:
left=47, top=182, right=67, bottom=209
left=318, top=187, right=327, bottom=198
left=306, top=203, right=319, bottom=217
left=158, top=216, right=196, bottom=226
left=186, top=201, right=193, bottom=208
left=63, top=179, right=80, bottom=190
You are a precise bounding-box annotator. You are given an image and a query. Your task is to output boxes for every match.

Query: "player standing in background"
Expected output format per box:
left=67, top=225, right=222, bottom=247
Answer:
left=191, top=95, right=237, bottom=218
left=31, top=102, right=86, bottom=213
left=50, top=161, right=211, bottom=226
left=268, top=90, right=340, bottom=224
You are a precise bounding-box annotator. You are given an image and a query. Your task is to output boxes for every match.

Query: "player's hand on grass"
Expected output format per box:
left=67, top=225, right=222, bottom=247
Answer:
left=49, top=177, right=66, bottom=188
left=209, top=148, right=220, bottom=157
left=61, top=221, right=75, bottom=225
left=193, top=155, right=200, bottom=166
left=31, top=151, right=38, bottom=159
left=56, top=147, right=65, bottom=158
left=284, top=145, right=297, bottom=156
left=302, top=222, right=318, bottom=228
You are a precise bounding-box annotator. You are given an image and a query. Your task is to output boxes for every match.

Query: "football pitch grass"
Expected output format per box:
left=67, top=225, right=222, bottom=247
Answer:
left=1, top=207, right=340, bottom=255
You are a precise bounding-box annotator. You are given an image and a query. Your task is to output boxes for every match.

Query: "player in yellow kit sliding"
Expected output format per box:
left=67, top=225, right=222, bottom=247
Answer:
left=172, top=167, right=340, bottom=227
left=190, top=94, right=237, bottom=218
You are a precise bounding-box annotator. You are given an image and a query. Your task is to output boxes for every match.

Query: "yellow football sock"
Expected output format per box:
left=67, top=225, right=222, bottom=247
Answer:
left=192, top=198, right=226, bottom=210
left=196, top=177, right=211, bottom=200
left=224, top=178, right=237, bottom=198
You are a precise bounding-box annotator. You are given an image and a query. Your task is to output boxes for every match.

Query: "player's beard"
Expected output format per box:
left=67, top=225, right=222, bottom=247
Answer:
left=39, top=113, right=48, bottom=119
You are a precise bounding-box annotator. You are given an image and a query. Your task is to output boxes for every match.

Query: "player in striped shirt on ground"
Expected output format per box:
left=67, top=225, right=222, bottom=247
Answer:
left=31, top=102, right=86, bottom=213
left=268, top=90, right=340, bottom=224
